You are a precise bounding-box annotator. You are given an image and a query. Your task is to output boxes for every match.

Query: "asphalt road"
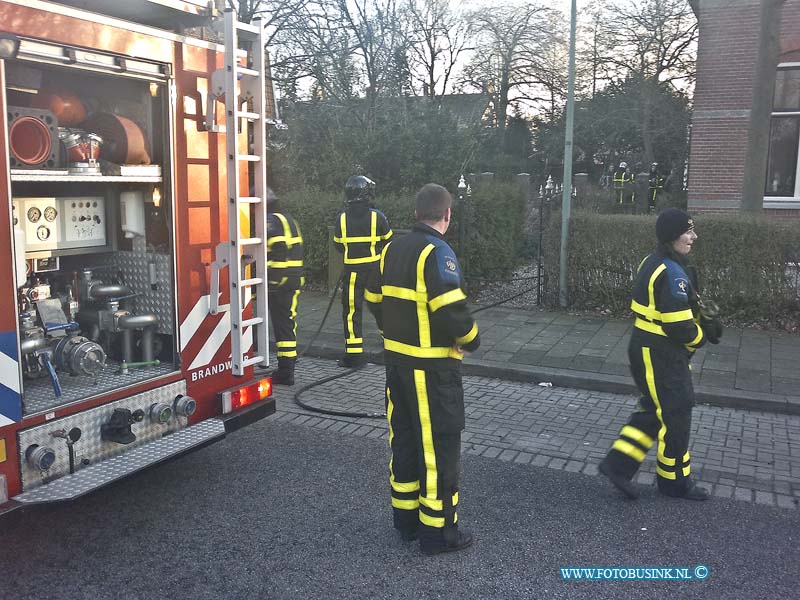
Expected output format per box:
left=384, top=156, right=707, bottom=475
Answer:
left=1, top=416, right=797, bottom=600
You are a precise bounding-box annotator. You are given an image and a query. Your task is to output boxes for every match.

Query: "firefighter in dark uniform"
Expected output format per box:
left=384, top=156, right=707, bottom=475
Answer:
left=613, top=161, right=634, bottom=207
left=266, top=188, right=304, bottom=386
left=365, top=183, right=479, bottom=555
left=648, top=162, right=665, bottom=213
left=599, top=208, right=722, bottom=501
left=333, top=175, right=393, bottom=368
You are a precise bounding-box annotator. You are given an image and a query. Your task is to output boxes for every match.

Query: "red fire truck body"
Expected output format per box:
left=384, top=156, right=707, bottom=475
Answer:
left=0, top=0, right=274, bottom=510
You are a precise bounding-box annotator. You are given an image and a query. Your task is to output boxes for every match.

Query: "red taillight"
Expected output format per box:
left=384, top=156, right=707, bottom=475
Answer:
left=221, top=377, right=272, bottom=414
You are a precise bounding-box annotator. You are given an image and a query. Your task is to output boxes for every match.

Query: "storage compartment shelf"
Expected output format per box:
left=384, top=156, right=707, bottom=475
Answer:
left=11, top=173, right=162, bottom=183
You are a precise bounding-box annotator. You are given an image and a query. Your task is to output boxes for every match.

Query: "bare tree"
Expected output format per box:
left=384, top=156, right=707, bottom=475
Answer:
left=458, top=3, right=559, bottom=134
left=401, top=0, right=472, bottom=98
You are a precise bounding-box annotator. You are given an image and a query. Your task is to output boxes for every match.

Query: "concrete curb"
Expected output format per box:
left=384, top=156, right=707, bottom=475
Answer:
left=297, top=345, right=800, bottom=416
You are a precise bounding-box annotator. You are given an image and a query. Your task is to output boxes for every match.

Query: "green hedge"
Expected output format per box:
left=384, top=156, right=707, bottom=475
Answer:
left=279, top=183, right=527, bottom=285
left=542, top=211, right=800, bottom=327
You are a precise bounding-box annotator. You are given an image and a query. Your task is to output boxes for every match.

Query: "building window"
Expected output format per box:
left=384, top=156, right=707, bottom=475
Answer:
left=766, top=66, right=800, bottom=198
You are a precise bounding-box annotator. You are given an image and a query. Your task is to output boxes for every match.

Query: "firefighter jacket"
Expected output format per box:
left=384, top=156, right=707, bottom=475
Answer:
left=365, top=222, right=480, bottom=369
left=630, top=248, right=706, bottom=354
left=333, top=204, right=393, bottom=270
left=267, top=211, right=304, bottom=288
left=613, top=168, right=633, bottom=190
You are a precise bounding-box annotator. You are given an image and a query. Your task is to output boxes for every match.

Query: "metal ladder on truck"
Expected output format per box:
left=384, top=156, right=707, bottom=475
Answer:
left=209, top=9, right=269, bottom=376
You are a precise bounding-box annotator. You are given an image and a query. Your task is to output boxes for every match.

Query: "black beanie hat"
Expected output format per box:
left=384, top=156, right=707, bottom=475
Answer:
left=656, top=208, right=694, bottom=243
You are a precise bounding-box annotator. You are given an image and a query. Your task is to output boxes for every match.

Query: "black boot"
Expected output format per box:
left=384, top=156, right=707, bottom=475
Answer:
left=419, top=525, right=474, bottom=556
left=658, top=481, right=709, bottom=501
left=270, top=357, right=295, bottom=386
left=599, top=459, right=640, bottom=500
left=337, top=353, right=366, bottom=369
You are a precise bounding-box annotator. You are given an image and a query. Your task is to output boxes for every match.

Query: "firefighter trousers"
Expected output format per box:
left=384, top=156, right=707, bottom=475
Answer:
left=385, top=364, right=465, bottom=535
left=341, top=267, right=374, bottom=356
left=603, top=343, right=694, bottom=494
left=268, top=277, right=303, bottom=360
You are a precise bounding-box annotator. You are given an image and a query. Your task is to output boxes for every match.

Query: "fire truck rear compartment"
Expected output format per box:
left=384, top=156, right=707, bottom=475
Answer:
left=7, top=54, right=180, bottom=417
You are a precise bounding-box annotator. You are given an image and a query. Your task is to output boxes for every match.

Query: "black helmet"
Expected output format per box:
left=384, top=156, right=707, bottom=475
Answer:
left=344, top=175, right=376, bottom=204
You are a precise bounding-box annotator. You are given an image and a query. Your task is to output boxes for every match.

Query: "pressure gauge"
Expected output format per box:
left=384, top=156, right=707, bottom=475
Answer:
left=27, top=206, right=41, bottom=222
left=36, top=225, right=50, bottom=241
left=44, top=206, right=57, bottom=222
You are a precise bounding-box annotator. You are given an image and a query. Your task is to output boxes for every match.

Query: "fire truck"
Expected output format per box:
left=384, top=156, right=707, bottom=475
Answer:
left=0, top=0, right=277, bottom=512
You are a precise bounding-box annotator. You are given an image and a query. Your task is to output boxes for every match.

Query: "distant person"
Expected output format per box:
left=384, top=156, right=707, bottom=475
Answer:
left=612, top=161, right=634, bottom=208
left=599, top=208, right=722, bottom=501
left=265, top=188, right=304, bottom=385
left=333, top=175, right=393, bottom=368
left=365, top=183, right=480, bottom=555
left=648, top=162, right=666, bottom=213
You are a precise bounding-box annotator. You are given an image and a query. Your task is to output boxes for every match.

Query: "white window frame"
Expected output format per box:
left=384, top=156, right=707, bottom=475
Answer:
left=766, top=63, right=800, bottom=208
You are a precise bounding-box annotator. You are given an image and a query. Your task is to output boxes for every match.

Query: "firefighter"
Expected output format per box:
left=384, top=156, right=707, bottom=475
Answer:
left=333, top=175, right=393, bottom=368
left=599, top=208, right=722, bottom=501
left=365, top=183, right=480, bottom=555
left=612, top=161, right=634, bottom=207
left=649, top=162, right=665, bottom=213
left=266, top=188, right=304, bottom=386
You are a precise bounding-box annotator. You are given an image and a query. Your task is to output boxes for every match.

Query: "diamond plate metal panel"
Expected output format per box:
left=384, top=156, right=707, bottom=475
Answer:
left=96, top=248, right=175, bottom=335
left=23, top=361, right=177, bottom=415
left=15, top=419, right=225, bottom=504
left=18, top=379, right=190, bottom=491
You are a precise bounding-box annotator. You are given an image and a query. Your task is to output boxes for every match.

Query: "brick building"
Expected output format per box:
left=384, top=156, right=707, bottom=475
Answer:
left=688, top=0, right=800, bottom=216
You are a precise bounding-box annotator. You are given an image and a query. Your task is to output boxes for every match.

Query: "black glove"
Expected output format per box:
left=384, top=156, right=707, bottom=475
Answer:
left=701, top=316, right=723, bottom=344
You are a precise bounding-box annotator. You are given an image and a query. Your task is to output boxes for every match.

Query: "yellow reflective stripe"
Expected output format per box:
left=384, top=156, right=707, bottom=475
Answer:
left=384, top=229, right=394, bottom=240
left=612, top=439, right=646, bottom=462
left=345, top=348, right=363, bottom=354
left=620, top=425, right=654, bottom=449
left=384, top=339, right=463, bottom=360
left=339, top=235, right=386, bottom=243
left=419, top=512, right=445, bottom=528
left=647, top=263, right=667, bottom=314
left=391, top=479, right=420, bottom=493
left=631, top=299, right=661, bottom=321
left=634, top=318, right=667, bottom=337
left=276, top=341, right=296, bottom=348
left=346, top=338, right=364, bottom=345
left=417, top=245, right=435, bottom=347
left=364, top=289, right=383, bottom=303
left=656, top=465, right=677, bottom=480
left=682, top=465, right=691, bottom=477
left=392, top=498, right=420, bottom=510
left=343, top=255, right=381, bottom=265
left=419, top=491, right=458, bottom=511
left=429, top=288, right=467, bottom=312
left=370, top=210, right=378, bottom=259
left=387, top=386, right=395, bottom=445
left=643, top=347, right=672, bottom=473
left=269, top=260, right=303, bottom=268
left=456, top=322, right=479, bottom=346
left=290, top=289, right=300, bottom=338
left=380, top=242, right=390, bottom=275
left=683, top=452, right=690, bottom=463
left=340, top=213, right=349, bottom=263
left=661, top=308, right=694, bottom=323
left=277, top=350, right=297, bottom=357
left=688, top=323, right=704, bottom=346
left=346, top=272, right=357, bottom=340
left=274, top=213, right=302, bottom=246
left=415, top=370, right=438, bottom=502
left=383, top=285, right=426, bottom=302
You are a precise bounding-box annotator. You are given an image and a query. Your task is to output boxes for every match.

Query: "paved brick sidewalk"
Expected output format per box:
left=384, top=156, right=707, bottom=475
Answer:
left=293, top=290, right=800, bottom=414
left=267, top=356, right=800, bottom=510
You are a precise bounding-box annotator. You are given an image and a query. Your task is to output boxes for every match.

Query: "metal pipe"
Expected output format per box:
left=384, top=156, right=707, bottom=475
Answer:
left=117, top=313, right=159, bottom=330
left=122, top=329, right=133, bottom=364
left=141, top=326, right=155, bottom=363
left=90, top=283, right=131, bottom=299
left=20, top=336, right=48, bottom=354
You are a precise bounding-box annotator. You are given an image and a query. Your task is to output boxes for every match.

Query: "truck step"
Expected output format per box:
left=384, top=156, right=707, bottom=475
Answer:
left=13, top=419, right=226, bottom=504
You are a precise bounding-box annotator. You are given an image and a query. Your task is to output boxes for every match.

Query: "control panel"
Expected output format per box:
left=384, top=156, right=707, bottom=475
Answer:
left=13, top=196, right=107, bottom=253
